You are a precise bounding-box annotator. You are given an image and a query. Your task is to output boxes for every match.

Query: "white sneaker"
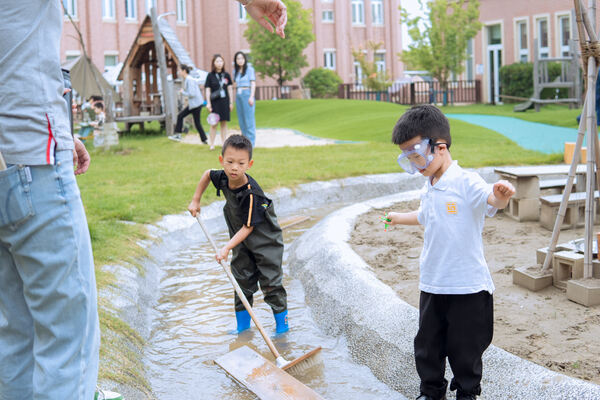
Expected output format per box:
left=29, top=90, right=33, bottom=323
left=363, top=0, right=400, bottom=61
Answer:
left=167, top=134, right=182, bottom=142
left=95, top=387, right=123, bottom=400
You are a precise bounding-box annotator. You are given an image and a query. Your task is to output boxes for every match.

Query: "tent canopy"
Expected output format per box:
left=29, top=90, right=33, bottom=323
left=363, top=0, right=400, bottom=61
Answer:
left=62, top=56, right=120, bottom=102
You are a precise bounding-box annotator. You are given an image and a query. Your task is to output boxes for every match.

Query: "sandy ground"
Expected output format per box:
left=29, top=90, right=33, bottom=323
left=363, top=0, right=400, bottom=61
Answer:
left=181, top=128, right=336, bottom=148
left=350, top=200, right=600, bottom=385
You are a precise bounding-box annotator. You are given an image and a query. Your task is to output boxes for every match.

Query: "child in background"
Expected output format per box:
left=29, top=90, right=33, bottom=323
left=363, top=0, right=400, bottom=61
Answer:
left=385, top=105, right=515, bottom=400
left=188, top=135, right=289, bottom=334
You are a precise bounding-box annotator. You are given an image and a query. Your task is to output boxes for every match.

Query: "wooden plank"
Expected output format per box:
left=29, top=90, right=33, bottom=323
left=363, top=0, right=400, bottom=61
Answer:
left=279, top=215, right=311, bottom=230
left=495, top=164, right=588, bottom=178
left=215, top=346, right=324, bottom=400
left=540, top=190, right=599, bottom=205
left=115, top=114, right=165, bottom=123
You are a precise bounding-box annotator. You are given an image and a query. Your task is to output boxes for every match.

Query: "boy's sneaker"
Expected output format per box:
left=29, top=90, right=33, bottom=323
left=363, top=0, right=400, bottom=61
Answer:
left=416, top=395, right=446, bottom=400
left=95, top=387, right=123, bottom=400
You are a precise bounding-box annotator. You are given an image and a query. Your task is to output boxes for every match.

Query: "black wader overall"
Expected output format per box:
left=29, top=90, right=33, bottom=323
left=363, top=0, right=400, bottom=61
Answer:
left=210, top=170, right=287, bottom=314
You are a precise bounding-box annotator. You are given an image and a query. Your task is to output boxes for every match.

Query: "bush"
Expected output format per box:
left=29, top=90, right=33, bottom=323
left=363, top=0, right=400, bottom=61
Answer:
left=500, top=62, right=570, bottom=102
left=302, top=68, right=343, bottom=98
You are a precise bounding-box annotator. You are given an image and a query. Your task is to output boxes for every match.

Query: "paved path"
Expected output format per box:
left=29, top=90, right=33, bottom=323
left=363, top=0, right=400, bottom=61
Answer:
left=181, top=128, right=340, bottom=148
left=446, top=113, right=582, bottom=154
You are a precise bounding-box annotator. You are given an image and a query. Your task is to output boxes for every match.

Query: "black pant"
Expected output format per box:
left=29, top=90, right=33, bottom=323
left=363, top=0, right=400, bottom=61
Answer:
left=175, top=105, right=206, bottom=142
left=414, top=291, right=493, bottom=399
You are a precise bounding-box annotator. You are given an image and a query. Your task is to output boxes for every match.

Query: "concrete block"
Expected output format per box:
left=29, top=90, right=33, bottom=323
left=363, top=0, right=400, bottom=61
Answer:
left=513, top=265, right=553, bottom=291
left=536, top=245, right=572, bottom=265
left=566, top=278, right=600, bottom=306
left=509, top=176, right=539, bottom=200
left=539, top=203, right=578, bottom=231
left=553, top=251, right=585, bottom=289
left=594, top=260, right=600, bottom=279
left=507, top=198, right=540, bottom=222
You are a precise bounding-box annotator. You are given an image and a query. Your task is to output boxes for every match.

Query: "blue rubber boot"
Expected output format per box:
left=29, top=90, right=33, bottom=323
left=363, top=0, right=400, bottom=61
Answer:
left=274, top=310, right=289, bottom=334
left=234, top=310, right=251, bottom=333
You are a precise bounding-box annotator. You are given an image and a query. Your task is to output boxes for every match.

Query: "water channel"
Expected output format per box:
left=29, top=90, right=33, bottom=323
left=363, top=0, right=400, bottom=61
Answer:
left=142, top=205, right=406, bottom=399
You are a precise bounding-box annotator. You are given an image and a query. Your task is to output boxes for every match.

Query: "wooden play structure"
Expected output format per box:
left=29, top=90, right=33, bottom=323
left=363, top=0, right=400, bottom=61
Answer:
left=513, top=0, right=600, bottom=307
left=116, top=8, right=196, bottom=135
left=514, top=27, right=583, bottom=112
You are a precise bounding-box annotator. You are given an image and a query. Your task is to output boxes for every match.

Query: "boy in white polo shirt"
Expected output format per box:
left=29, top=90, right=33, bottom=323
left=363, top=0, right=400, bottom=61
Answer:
left=386, top=105, right=515, bottom=400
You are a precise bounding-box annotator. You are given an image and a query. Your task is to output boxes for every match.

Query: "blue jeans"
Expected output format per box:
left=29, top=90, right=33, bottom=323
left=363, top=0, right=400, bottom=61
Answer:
left=236, top=89, right=256, bottom=146
left=0, top=150, right=99, bottom=400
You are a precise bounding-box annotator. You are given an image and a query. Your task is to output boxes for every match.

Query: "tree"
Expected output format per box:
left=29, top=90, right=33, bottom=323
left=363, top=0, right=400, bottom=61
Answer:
left=400, top=0, right=481, bottom=103
left=352, top=41, right=392, bottom=91
left=244, top=0, right=315, bottom=87
left=302, top=68, right=343, bottom=98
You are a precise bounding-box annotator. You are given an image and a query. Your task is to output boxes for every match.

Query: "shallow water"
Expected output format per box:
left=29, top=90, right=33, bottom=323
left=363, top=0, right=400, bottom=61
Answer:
left=144, top=207, right=406, bottom=399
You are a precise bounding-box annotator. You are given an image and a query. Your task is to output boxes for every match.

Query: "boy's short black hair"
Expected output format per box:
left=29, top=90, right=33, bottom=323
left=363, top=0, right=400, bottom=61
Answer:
left=93, top=102, right=104, bottom=111
left=222, top=134, right=253, bottom=160
left=392, top=104, right=451, bottom=149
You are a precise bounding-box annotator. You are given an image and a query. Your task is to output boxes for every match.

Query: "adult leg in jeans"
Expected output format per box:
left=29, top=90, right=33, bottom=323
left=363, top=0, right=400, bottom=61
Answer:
left=241, top=91, right=256, bottom=147
left=191, top=106, right=207, bottom=143
left=175, top=106, right=192, bottom=134
left=236, top=92, right=249, bottom=144
left=0, top=150, right=100, bottom=400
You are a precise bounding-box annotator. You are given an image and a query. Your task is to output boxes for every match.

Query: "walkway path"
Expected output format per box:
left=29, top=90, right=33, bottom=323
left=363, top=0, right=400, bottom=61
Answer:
left=446, top=113, right=581, bottom=154
left=182, top=128, right=340, bottom=148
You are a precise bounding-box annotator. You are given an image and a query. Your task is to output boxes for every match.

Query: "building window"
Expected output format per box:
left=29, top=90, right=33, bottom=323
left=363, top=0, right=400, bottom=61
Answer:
left=102, top=0, right=115, bottom=19
left=125, top=0, right=136, bottom=20
left=322, top=10, right=334, bottom=23
left=516, top=20, right=529, bottom=62
left=146, top=0, right=156, bottom=13
left=176, top=0, right=186, bottom=23
left=537, top=17, right=549, bottom=58
left=322, top=0, right=333, bottom=2
left=354, top=61, right=363, bottom=85
left=351, top=0, right=364, bottom=25
left=104, top=54, right=118, bottom=69
left=62, top=0, right=77, bottom=18
left=558, top=15, right=571, bottom=57
left=375, top=52, right=386, bottom=73
left=238, top=3, right=247, bottom=21
left=371, top=0, right=384, bottom=25
left=466, top=38, right=474, bottom=80
left=324, top=50, right=336, bottom=70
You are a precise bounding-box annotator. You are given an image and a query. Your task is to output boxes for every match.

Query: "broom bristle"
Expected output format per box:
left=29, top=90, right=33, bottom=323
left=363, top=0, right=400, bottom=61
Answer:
left=282, top=346, right=322, bottom=375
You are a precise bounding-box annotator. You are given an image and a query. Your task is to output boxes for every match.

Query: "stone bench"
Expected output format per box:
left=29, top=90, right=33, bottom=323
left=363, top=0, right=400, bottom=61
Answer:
left=539, top=191, right=599, bottom=230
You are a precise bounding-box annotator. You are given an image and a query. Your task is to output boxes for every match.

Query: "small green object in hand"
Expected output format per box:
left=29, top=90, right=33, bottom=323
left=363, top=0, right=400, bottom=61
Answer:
left=380, top=213, right=392, bottom=232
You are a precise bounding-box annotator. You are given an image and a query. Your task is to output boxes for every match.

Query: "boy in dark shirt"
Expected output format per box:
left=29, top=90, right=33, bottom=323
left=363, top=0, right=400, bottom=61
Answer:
left=188, top=135, right=289, bottom=334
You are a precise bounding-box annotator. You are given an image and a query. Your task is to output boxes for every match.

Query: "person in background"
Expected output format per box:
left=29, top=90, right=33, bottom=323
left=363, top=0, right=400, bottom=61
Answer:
left=205, top=54, right=234, bottom=151
left=233, top=52, right=257, bottom=147
left=170, top=64, right=208, bottom=143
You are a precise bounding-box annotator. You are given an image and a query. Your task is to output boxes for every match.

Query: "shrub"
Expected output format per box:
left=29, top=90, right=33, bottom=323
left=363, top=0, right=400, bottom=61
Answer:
left=500, top=62, right=570, bottom=102
left=302, top=68, right=343, bottom=98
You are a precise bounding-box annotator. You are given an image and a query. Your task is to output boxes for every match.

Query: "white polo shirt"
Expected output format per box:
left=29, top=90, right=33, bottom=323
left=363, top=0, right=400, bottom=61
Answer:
left=416, top=161, right=497, bottom=295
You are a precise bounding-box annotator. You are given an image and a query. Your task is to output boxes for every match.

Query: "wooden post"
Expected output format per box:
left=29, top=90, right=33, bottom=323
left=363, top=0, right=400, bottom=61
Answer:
left=584, top=56, right=596, bottom=279
left=150, top=8, right=174, bottom=136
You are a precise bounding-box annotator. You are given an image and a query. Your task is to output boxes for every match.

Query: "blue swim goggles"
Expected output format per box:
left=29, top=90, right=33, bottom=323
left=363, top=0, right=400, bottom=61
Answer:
left=396, top=138, right=444, bottom=174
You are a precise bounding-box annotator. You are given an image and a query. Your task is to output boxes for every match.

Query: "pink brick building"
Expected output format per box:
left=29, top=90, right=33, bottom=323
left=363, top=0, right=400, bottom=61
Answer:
left=60, top=0, right=403, bottom=87
left=473, top=0, right=600, bottom=103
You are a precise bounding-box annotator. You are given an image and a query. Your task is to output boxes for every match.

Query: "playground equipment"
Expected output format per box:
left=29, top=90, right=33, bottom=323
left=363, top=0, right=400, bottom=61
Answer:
left=514, top=0, right=600, bottom=307
left=514, top=36, right=582, bottom=112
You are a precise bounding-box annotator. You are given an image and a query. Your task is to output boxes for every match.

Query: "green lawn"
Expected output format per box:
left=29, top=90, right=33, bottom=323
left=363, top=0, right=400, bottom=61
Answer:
left=87, top=99, right=565, bottom=387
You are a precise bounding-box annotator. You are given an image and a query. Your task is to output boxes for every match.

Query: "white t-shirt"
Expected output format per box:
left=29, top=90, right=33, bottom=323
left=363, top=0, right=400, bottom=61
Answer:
left=416, top=161, right=497, bottom=294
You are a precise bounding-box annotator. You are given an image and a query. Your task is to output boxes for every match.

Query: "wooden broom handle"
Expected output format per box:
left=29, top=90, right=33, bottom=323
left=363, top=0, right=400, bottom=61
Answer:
left=196, top=216, right=281, bottom=359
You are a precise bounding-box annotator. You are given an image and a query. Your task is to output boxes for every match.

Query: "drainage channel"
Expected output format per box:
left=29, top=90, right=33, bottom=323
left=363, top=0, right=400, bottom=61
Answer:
left=143, top=204, right=407, bottom=399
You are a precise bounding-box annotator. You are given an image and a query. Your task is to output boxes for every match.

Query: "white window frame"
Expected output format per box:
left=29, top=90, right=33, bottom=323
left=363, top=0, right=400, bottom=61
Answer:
left=321, top=0, right=333, bottom=3
left=354, top=61, right=363, bottom=86
left=375, top=51, right=386, bottom=74
left=371, top=0, right=384, bottom=26
left=351, top=0, right=364, bottom=25
left=466, top=38, right=474, bottom=80
left=238, top=3, right=248, bottom=21
left=65, top=50, right=81, bottom=62
left=535, top=15, right=550, bottom=58
left=176, top=0, right=187, bottom=23
left=125, top=0, right=137, bottom=20
left=322, top=10, right=334, bottom=23
left=104, top=52, right=119, bottom=70
left=556, top=12, right=571, bottom=57
left=514, top=18, right=529, bottom=62
left=323, top=49, right=336, bottom=70
left=62, top=0, right=77, bottom=18
left=102, top=0, right=116, bottom=20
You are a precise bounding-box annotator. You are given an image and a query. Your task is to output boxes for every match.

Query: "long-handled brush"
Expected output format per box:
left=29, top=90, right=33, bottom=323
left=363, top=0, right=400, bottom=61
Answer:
left=196, top=216, right=322, bottom=375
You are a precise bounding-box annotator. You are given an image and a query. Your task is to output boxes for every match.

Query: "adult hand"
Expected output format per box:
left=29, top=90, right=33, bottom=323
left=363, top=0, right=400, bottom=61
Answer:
left=244, top=0, right=287, bottom=39
left=248, top=96, right=255, bottom=107
left=73, top=137, right=90, bottom=175
left=207, top=103, right=212, bottom=112
left=230, top=102, right=234, bottom=111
